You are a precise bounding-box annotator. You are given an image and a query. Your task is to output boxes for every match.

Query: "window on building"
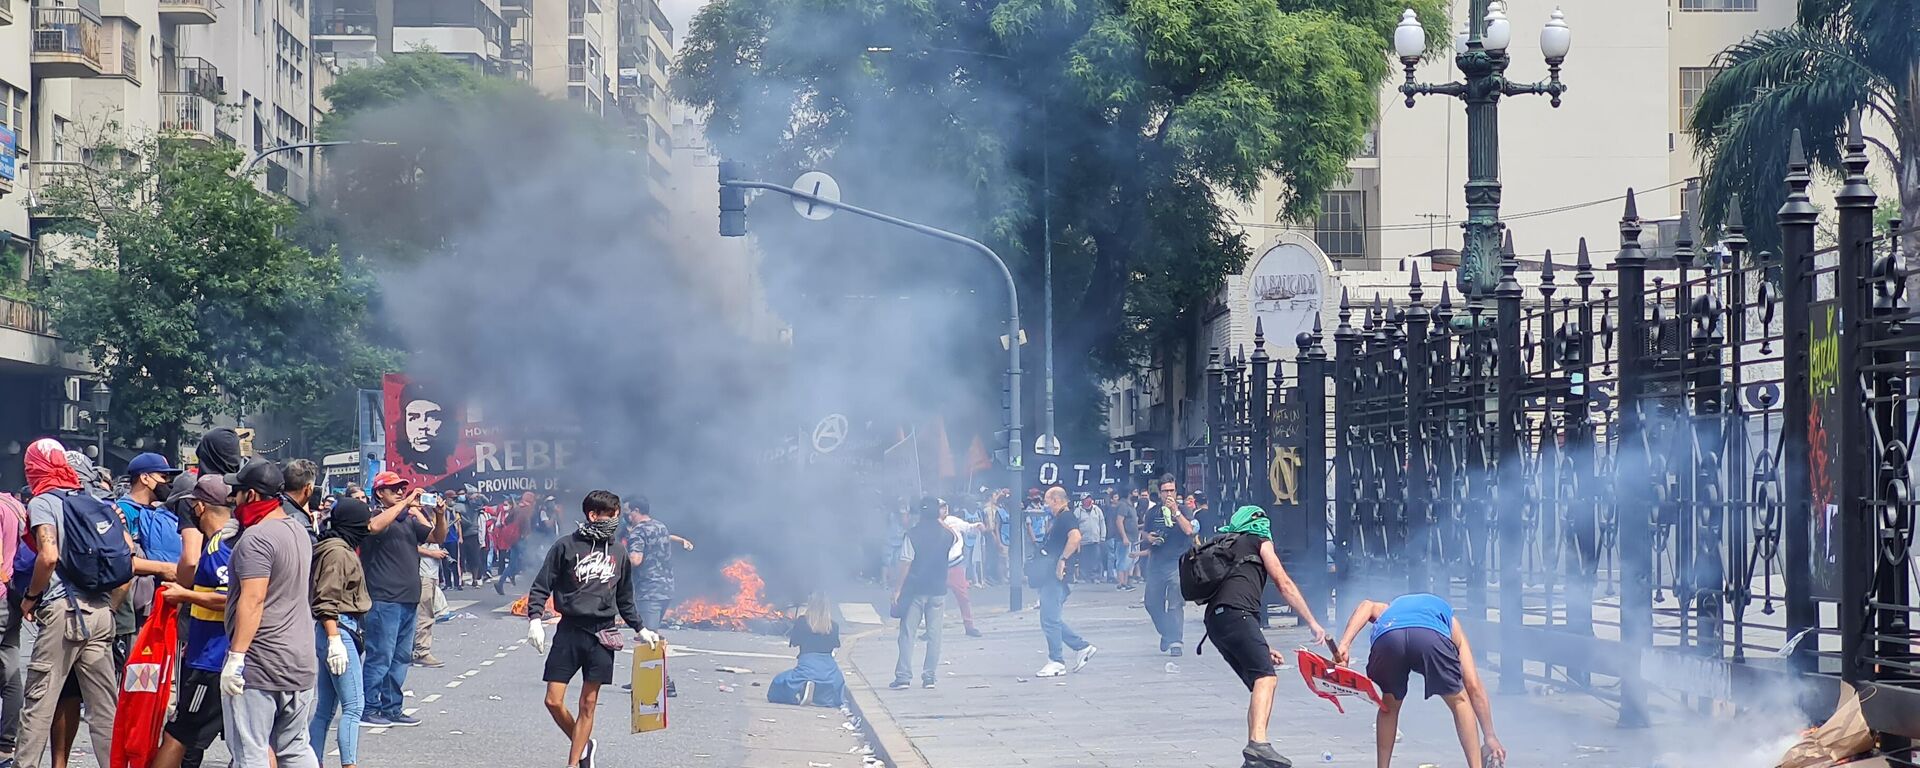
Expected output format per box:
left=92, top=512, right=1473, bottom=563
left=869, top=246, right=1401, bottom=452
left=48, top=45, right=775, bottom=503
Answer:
left=1679, top=0, right=1756, bottom=10
left=0, top=84, right=26, bottom=149
left=1314, top=191, right=1366, bottom=261
left=52, top=117, right=71, bottom=163
left=1357, top=127, right=1378, bottom=158
left=1680, top=67, right=1723, bottom=123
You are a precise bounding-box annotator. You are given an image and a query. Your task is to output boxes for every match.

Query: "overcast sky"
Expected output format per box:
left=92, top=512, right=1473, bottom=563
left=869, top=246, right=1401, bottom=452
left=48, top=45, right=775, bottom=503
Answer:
left=659, top=0, right=702, bottom=46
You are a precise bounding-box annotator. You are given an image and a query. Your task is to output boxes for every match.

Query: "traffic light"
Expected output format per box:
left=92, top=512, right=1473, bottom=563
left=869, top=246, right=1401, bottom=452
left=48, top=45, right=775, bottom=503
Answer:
left=718, top=160, right=747, bottom=237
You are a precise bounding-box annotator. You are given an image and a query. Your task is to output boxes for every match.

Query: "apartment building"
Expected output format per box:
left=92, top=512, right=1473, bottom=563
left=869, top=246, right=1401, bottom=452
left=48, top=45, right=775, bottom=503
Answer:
left=530, top=0, right=612, bottom=113
left=310, top=0, right=509, bottom=75
left=614, top=0, right=668, bottom=213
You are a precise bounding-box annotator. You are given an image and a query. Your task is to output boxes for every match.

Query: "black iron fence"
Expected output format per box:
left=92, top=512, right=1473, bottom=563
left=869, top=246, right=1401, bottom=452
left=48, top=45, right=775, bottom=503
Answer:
left=1206, top=121, right=1920, bottom=749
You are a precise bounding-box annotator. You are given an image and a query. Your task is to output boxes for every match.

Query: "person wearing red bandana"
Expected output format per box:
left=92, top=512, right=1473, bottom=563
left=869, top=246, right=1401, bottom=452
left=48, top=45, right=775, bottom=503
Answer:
left=14, top=438, right=132, bottom=768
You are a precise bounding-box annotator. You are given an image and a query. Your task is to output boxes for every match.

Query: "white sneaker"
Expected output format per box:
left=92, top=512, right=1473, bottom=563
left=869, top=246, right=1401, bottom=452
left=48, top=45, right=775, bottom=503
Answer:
left=1035, top=661, right=1068, bottom=677
left=801, top=680, right=816, bottom=705
left=1072, top=645, right=1098, bottom=672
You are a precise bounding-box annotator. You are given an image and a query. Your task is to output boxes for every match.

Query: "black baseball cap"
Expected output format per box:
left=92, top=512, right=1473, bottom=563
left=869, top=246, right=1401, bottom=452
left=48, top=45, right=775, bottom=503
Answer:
left=224, top=459, right=285, bottom=497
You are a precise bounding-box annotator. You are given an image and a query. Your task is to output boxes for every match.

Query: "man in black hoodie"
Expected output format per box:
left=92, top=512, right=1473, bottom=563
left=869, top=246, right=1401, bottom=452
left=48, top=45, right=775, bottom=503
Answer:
left=525, top=490, right=658, bottom=768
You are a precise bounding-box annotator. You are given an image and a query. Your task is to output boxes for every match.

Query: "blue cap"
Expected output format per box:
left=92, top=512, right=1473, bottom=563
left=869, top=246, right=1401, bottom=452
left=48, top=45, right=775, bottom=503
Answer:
left=124, top=452, right=183, bottom=478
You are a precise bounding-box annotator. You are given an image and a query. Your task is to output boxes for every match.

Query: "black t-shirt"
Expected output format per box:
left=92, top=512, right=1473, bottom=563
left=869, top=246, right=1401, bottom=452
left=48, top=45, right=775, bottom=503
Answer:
left=360, top=516, right=431, bottom=604
left=1209, top=534, right=1269, bottom=613
left=789, top=621, right=841, bottom=655
left=901, top=523, right=955, bottom=597
left=1041, top=511, right=1075, bottom=559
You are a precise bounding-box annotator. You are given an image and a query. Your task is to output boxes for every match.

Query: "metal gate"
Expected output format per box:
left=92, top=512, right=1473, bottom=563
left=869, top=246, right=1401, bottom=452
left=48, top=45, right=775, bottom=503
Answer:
left=1205, top=120, right=1920, bottom=748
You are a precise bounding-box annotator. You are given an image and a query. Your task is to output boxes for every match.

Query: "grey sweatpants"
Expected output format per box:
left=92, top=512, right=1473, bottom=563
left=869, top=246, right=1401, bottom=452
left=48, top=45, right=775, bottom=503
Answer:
left=224, top=688, right=319, bottom=768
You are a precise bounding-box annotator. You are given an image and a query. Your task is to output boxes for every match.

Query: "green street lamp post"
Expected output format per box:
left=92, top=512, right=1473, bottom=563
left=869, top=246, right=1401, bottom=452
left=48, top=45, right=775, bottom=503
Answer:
left=1395, top=1, right=1571, bottom=295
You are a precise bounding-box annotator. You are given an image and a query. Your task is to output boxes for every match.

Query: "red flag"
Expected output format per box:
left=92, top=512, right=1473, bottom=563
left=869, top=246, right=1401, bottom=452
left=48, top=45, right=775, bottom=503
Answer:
left=966, top=435, right=993, bottom=475
left=111, top=585, right=180, bottom=768
left=1296, top=644, right=1383, bottom=714
left=933, top=416, right=957, bottom=480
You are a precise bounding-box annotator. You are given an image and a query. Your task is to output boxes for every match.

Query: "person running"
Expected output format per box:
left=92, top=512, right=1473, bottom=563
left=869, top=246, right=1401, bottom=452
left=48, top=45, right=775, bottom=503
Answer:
left=525, top=490, right=658, bottom=768
left=1140, top=476, right=1195, bottom=656
left=890, top=497, right=952, bottom=689
left=1034, top=486, right=1096, bottom=678
left=219, top=460, right=319, bottom=768
left=1201, top=506, right=1330, bottom=768
left=1333, top=594, right=1507, bottom=768
left=152, top=476, right=236, bottom=768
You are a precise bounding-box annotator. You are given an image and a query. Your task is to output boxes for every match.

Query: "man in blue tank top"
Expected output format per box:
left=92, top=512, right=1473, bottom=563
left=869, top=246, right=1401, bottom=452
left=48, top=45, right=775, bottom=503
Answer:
left=1333, top=593, right=1506, bottom=768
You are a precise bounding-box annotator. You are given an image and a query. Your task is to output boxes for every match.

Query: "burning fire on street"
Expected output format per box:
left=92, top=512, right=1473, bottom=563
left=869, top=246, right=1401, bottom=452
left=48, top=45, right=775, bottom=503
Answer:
left=668, top=559, right=790, bottom=632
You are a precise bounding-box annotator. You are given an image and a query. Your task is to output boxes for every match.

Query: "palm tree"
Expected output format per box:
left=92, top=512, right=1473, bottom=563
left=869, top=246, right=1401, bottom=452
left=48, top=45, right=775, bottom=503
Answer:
left=1688, top=0, right=1917, bottom=254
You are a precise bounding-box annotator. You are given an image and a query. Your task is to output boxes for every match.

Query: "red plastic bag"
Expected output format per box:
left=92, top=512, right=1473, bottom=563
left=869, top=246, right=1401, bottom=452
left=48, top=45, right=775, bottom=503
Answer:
left=110, top=583, right=180, bottom=768
left=1297, top=643, right=1384, bottom=714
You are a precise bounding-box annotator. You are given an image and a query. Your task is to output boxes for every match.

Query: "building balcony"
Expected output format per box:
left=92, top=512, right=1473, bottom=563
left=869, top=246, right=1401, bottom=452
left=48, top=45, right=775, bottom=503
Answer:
left=32, top=9, right=104, bottom=79
left=567, top=14, right=599, bottom=39
left=0, top=0, right=14, bottom=28
left=158, top=0, right=215, bottom=25
left=0, top=296, right=54, bottom=337
left=500, top=0, right=529, bottom=20
left=313, top=10, right=376, bottom=38
left=160, top=92, right=219, bottom=145
left=27, top=161, right=92, bottom=218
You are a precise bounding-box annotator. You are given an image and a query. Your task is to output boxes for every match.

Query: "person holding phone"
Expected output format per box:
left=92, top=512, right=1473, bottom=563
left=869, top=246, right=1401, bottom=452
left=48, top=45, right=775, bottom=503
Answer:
left=356, top=472, right=446, bottom=728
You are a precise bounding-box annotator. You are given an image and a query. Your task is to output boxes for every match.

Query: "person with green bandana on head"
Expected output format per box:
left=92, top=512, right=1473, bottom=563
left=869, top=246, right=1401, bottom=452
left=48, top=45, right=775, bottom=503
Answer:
left=1202, top=505, right=1328, bottom=768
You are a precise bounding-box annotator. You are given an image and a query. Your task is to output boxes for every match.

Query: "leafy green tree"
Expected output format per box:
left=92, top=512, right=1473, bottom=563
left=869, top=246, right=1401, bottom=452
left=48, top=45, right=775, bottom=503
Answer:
left=1688, top=0, right=1917, bottom=253
left=676, top=0, right=1442, bottom=445
left=36, top=137, right=387, bottom=454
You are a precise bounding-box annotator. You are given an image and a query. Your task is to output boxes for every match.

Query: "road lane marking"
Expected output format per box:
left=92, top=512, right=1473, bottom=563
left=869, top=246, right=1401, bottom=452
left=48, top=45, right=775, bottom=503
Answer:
left=461, top=670, right=479, bottom=678
left=445, top=680, right=463, bottom=688
left=422, top=694, right=442, bottom=703
left=481, top=660, right=495, bottom=666
left=839, top=602, right=882, bottom=625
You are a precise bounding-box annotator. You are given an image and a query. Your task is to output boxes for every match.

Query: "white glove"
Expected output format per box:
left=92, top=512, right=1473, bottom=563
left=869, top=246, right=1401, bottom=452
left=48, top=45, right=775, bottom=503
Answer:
left=220, top=652, right=247, bottom=696
left=636, top=627, right=661, bottom=649
left=326, top=635, right=349, bottom=676
left=528, top=618, right=547, bottom=653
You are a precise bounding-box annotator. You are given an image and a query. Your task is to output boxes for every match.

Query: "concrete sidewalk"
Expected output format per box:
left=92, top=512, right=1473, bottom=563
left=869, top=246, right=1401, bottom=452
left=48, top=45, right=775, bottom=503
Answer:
left=842, top=584, right=1780, bottom=768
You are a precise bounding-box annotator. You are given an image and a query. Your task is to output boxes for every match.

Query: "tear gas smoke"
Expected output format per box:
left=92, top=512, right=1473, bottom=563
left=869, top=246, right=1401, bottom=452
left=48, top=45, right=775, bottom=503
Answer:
left=324, top=74, right=1007, bottom=603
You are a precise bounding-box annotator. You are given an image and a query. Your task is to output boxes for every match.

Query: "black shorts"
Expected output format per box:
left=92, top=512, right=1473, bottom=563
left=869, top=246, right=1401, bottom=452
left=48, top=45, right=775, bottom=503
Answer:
left=164, top=669, right=225, bottom=750
left=1366, top=627, right=1463, bottom=700
left=1205, top=605, right=1276, bottom=691
left=543, top=623, right=616, bottom=685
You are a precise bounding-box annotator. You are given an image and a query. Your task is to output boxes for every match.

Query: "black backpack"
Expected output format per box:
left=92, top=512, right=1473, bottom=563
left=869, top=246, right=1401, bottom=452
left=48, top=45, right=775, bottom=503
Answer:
left=54, top=490, right=135, bottom=595
left=1178, top=532, right=1259, bottom=604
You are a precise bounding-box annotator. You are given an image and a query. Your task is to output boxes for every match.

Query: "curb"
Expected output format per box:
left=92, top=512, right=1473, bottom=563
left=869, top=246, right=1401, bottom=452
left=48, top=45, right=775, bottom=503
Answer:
left=841, top=628, right=932, bottom=768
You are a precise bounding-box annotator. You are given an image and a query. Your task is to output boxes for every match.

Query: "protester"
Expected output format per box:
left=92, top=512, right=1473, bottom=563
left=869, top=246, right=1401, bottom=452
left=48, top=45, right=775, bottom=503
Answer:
left=934, top=499, right=985, bottom=638
left=891, top=497, right=952, bottom=690
left=1073, top=494, right=1107, bottom=583
left=1034, top=486, right=1096, bottom=678
left=525, top=490, right=658, bottom=768
left=882, top=499, right=909, bottom=591
left=175, top=429, right=244, bottom=597
left=768, top=592, right=845, bottom=708
left=1139, top=476, right=1194, bottom=656
left=1197, top=506, right=1330, bottom=768
left=958, top=497, right=985, bottom=587
left=152, top=476, right=236, bottom=768
left=623, top=496, right=689, bottom=697
left=1190, top=491, right=1217, bottom=546
left=414, top=531, right=449, bottom=669
left=219, top=460, right=319, bottom=768
left=1333, top=594, right=1506, bottom=768
left=984, top=488, right=1011, bottom=586
left=358, top=472, right=446, bottom=727
left=16, top=439, right=131, bottom=768
left=118, top=452, right=185, bottom=575
left=493, top=493, right=533, bottom=595
left=0, top=490, right=25, bottom=767
left=1106, top=489, right=1134, bottom=592
left=310, top=498, right=394, bottom=768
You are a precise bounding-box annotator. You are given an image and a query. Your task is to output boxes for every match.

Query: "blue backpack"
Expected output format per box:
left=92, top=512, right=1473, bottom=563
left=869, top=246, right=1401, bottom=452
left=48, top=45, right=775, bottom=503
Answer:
left=53, top=491, right=134, bottom=595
